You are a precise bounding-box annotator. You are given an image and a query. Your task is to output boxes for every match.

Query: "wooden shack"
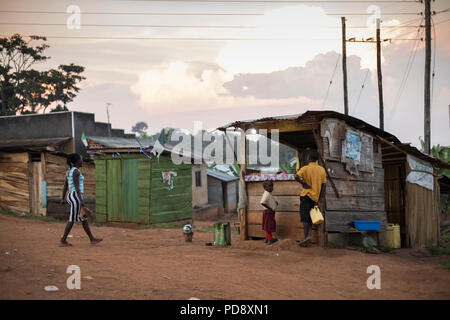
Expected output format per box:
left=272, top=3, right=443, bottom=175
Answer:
left=381, top=140, right=448, bottom=247
left=0, top=138, right=95, bottom=217
left=219, top=110, right=450, bottom=248
left=88, top=137, right=193, bottom=224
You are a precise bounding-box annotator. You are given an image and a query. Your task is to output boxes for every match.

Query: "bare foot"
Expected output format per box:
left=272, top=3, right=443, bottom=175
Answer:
left=59, top=241, right=72, bottom=247
left=90, top=238, right=103, bottom=245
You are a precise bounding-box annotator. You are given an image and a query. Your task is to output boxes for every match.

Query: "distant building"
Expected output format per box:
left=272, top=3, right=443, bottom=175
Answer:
left=0, top=111, right=133, bottom=217
left=0, top=111, right=134, bottom=159
left=206, top=169, right=239, bottom=214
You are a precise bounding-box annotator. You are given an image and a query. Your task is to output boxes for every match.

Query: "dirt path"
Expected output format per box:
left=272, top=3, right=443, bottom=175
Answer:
left=0, top=214, right=449, bottom=300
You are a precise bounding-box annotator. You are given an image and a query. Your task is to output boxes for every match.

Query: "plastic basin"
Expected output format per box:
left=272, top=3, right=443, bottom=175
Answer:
left=353, top=220, right=381, bottom=231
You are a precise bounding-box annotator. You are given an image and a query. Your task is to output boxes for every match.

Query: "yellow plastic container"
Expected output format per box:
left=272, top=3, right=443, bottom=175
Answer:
left=386, top=223, right=401, bottom=248
left=310, top=206, right=324, bottom=226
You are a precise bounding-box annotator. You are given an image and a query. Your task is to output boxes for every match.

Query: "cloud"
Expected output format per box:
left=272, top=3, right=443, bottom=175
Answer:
left=223, top=51, right=375, bottom=102
left=130, top=61, right=231, bottom=114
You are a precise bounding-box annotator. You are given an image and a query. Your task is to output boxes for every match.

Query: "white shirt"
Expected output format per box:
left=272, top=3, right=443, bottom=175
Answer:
left=260, top=191, right=277, bottom=211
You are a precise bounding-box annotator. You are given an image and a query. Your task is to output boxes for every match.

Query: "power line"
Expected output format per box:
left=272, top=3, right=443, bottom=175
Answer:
left=0, top=21, right=429, bottom=29
left=0, top=10, right=265, bottom=16
left=322, top=54, right=340, bottom=108
left=1, top=33, right=422, bottom=41
left=0, top=9, right=421, bottom=16
left=353, top=51, right=375, bottom=114
left=392, top=20, right=424, bottom=110
left=116, top=0, right=420, bottom=2
left=327, top=12, right=419, bottom=15
left=0, top=22, right=257, bottom=29
left=0, top=35, right=345, bottom=40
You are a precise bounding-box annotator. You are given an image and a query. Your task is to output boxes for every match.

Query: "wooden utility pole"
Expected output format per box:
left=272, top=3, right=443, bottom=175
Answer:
left=424, top=0, right=431, bottom=154
left=341, top=17, right=349, bottom=115
left=106, top=102, right=112, bottom=137
left=376, top=18, right=384, bottom=130
left=238, top=127, right=248, bottom=241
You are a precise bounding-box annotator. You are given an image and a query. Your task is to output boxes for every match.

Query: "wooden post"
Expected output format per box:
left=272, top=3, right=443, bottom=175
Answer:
left=341, top=17, right=349, bottom=115
left=424, top=0, right=431, bottom=154
left=376, top=18, right=384, bottom=131
left=106, top=103, right=112, bottom=137
left=239, top=127, right=248, bottom=241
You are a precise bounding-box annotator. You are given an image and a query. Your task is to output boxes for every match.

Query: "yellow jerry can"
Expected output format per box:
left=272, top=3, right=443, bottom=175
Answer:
left=386, top=223, right=401, bottom=248
left=309, top=206, right=324, bottom=226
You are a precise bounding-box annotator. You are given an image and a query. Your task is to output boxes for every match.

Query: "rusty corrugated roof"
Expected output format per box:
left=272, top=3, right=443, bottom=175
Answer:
left=218, top=109, right=450, bottom=169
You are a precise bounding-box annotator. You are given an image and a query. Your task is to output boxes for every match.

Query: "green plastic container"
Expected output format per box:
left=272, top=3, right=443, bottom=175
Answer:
left=213, top=222, right=231, bottom=246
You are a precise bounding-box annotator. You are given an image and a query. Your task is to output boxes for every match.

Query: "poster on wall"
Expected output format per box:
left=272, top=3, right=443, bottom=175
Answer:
left=406, top=155, right=433, bottom=191
left=162, top=171, right=177, bottom=190
left=344, top=130, right=361, bottom=162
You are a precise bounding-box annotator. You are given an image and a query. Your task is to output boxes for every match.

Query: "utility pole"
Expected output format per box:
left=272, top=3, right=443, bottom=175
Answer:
left=424, top=0, right=431, bottom=154
left=376, top=18, right=384, bottom=130
left=341, top=17, right=349, bottom=115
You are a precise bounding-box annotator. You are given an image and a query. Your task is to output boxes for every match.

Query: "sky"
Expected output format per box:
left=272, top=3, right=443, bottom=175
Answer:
left=1, top=0, right=449, bottom=148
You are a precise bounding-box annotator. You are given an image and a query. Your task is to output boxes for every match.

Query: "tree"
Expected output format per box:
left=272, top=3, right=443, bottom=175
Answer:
left=419, top=137, right=450, bottom=178
left=131, top=121, right=149, bottom=138
left=0, top=34, right=85, bottom=116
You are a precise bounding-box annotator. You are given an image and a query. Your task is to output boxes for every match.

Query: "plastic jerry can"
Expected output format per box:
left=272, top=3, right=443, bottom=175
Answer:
left=213, top=222, right=231, bottom=246
left=386, top=223, right=401, bottom=248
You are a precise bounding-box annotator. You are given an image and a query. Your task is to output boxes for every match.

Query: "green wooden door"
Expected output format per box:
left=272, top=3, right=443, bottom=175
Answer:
left=107, top=159, right=123, bottom=222
left=122, top=159, right=139, bottom=222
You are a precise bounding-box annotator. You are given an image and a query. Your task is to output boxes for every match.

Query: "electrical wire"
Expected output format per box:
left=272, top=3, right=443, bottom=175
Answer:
left=321, top=53, right=340, bottom=108
left=392, top=20, right=424, bottom=110
left=0, top=9, right=421, bottom=16
left=0, top=22, right=257, bottom=29
left=116, top=0, right=420, bottom=2
left=0, top=35, right=347, bottom=40
left=353, top=51, right=375, bottom=114
left=0, top=10, right=265, bottom=16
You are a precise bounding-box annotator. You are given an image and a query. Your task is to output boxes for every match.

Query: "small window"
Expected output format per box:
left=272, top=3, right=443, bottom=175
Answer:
left=195, top=171, right=201, bottom=187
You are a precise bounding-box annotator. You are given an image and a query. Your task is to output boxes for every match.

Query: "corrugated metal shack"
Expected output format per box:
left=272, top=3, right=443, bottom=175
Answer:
left=87, top=136, right=197, bottom=224
left=219, top=110, right=450, bottom=248
left=206, top=169, right=239, bottom=213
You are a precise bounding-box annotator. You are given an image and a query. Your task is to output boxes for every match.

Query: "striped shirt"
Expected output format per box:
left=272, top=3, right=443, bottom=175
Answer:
left=67, top=167, right=84, bottom=194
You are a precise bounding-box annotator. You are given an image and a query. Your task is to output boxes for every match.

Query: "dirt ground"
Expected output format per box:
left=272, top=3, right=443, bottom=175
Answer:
left=0, top=214, right=449, bottom=300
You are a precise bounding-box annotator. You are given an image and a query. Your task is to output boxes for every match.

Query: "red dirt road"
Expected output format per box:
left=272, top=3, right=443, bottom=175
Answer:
left=0, top=214, right=449, bottom=300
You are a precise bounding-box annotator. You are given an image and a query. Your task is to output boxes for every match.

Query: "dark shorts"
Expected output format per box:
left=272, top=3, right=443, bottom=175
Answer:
left=300, top=196, right=315, bottom=224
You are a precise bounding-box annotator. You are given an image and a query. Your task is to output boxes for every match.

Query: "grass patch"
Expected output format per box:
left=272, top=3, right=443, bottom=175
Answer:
left=426, top=235, right=450, bottom=256
left=378, top=246, right=396, bottom=253
left=0, top=206, right=64, bottom=224
left=442, top=260, right=450, bottom=270
left=427, top=245, right=450, bottom=256
left=326, top=240, right=346, bottom=249
left=441, top=234, right=450, bottom=243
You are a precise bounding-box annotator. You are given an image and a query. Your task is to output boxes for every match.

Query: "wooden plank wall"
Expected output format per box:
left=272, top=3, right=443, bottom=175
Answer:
left=137, top=158, right=151, bottom=224
left=0, top=152, right=30, bottom=214
left=323, top=148, right=387, bottom=232
left=149, top=156, right=192, bottom=223
left=404, top=167, right=440, bottom=248
left=45, top=153, right=95, bottom=199
left=45, top=153, right=66, bottom=203
left=94, top=159, right=107, bottom=222
left=246, top=180, right=321, bottom=242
